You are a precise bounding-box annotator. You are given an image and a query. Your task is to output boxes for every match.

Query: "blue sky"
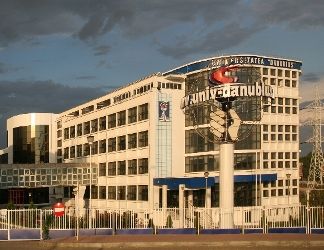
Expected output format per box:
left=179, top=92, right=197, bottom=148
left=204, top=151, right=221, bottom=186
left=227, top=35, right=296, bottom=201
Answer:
left=1, top=0, right=324, bottom=151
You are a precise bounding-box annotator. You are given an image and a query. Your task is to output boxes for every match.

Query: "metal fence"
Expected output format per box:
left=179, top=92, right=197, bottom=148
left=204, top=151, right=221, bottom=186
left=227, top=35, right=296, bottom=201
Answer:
left=1, top=205, right=324, bottom=238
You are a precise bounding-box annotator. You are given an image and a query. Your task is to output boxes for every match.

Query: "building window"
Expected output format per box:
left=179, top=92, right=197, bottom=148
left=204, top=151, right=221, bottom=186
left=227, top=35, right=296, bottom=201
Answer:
left=128, top=107, right=137, bottom=124
left=83, top=143, right=90, bottom=156
left=99, top=116, right=106, bottom=131
left=91, top=119, right=98, bottom=133
left=83, top=121, right=90, bottom=135
left=117, top=161, right=126, bottom=175
left=77, top=145, right=82, bottom=157
left=99, top=186, right=106, bottom=199
left=57, top=140, right=62, bottom=147
left=70, top=126, right=75, bottom=138
left=118, top=135, right=126, bottom=151
left=117, top=186, right=126, bottom=200
left=57, top=130, right=62, bottom=138
left=128, top=159, right=137, bottom=175
left=108, top=161, right=116, bottom=176
left=108, top=186, right=116, bottom=199
left=70, top=146, right=75, bottom=158
left=108, top=137, right=116, bottom=152
left=63, top=147, right=69, bottom=159
left=99, top=163, right=106, bottom=176
left=77, top=124, right=82, bottom=136
left=91, top=186, right=98, bottom=199
left=185, top=155, right=219, bottom=172
left=91, top=141, right=98, bottom=155
left=138, top=158, right=148, bottom=174
left=99, top=139, right=106, bottom=153
left=185, top=128, right=217, bottom=153
left=64, top=128, right=69, bottom=140
left=128, top=133, right=137, bottom=149
left=108, top=113, right=116, bottom=128
left=127, top=185, right=137, bottom=200
left=138, top=103, right=149, bottom=121
left=57, top=149, right=62, bottom=157
left=117, top=110, right=126, bottom=126
left=138, top=131, right=148, bottom=147
left=234, top=153, right=257, bottom=170
left=138, top=185, right=148, bottom=201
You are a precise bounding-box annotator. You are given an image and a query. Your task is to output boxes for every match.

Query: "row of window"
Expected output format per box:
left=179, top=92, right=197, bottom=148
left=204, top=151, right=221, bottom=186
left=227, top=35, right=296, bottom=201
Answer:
left=263, top=179, right=298, bottom=197
left=98, top=158, right=149, bottom=176
left=263, top=125, right=298, bottom=142
left=58, top=131, right=149, bottom=159
left=262, top=68, right=298, bottom=79
left=89, top=185, right=148, bottom=201
left=264, top=98, right=298, bottom=114
left=57, top=103, right=149, bottom=140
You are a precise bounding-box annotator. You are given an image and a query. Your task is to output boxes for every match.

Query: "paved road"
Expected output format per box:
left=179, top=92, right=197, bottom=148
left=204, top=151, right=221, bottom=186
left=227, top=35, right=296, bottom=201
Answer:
left=1, top=234, right=324, bottom=250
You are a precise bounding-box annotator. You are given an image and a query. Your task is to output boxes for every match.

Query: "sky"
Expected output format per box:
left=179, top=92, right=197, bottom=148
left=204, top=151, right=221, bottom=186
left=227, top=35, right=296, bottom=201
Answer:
left=1, top=0, right=324, bottom=153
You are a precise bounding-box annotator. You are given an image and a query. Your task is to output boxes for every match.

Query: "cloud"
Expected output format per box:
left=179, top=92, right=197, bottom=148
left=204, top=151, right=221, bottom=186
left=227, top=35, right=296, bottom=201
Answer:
left=1, top=0, right=324, bottom=58
left=93, top=45, right=111, bottom=56
left=158, top=22, right=261, bottom=59
left=75, top=75, right=96, bottom=80
left=0, top=79, right=106, bottom=147
left=302, top=72, right=321, bottom=83
left=0, top=62, right=21, bottom=74
left=250, top=0, right=324, bottom=29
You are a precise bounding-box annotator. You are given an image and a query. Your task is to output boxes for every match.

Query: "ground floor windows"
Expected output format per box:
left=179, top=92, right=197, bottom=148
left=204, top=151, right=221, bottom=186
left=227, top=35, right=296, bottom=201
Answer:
left=106, top=185, right=148, bottom=202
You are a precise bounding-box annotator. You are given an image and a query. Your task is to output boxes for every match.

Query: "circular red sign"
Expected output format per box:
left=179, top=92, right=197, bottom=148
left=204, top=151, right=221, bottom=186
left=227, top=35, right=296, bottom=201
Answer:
left=53, top=202, right=65, bottom=217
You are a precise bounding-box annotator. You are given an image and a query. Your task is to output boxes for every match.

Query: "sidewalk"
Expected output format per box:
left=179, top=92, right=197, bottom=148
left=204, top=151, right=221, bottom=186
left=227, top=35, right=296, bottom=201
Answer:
left=43, top=234, right=324, bottom=249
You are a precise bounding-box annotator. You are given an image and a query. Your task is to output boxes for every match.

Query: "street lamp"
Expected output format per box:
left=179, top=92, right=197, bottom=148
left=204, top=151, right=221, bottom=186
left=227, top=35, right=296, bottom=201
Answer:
left=87, top=135, right=94, bottom=229
left=204, top=171, right=209, bottom=209
left=286, top=173, right=291, bottom=205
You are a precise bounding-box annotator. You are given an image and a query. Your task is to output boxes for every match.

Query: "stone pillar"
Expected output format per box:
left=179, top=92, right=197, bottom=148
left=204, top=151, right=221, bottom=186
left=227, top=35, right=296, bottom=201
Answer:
left=153, top=186, right=160, bottom=209
left=179, top=184, right=185, bottom=228
left=219, top=143, right=234, bottom=228
left=206, top=187, right=211, bottom=208
left=188, top=190, right=193, bottom=207
left=162, top=185, right=168, bottom=209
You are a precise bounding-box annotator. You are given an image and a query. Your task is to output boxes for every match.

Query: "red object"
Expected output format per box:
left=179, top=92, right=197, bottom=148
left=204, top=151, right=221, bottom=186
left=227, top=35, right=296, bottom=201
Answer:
left=210, top=65, right=239, bottom=84
left=53, top=202, right=65, bottom=217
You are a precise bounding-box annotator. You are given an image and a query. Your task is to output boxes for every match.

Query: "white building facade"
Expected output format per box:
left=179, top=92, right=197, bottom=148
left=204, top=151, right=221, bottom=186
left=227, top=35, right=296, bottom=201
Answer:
left=0, top=54, right=302, bottom=210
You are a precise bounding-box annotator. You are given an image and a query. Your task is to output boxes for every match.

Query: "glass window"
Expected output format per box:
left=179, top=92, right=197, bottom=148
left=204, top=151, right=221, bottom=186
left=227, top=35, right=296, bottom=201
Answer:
left=138, top=103, right=149, bottom=121
left=83, top=121, right=90, bottom=135
left=117, top=186, right=126, bottom=200
left=70, top=126, right=75, bottom=138
left=128, top=107, right=137, bottom=124
left=63, top=147, right=69, bottom=159
left=138, top=158, right=148, bottom=174
left=99, top=139, right=106, bottom=153
left=64, top=128, right=69, bottom=140
left=83, top=143, right=90, bottom=156
left=91, top=119, right=98, bottom=133
left=77, top=145, right=82, bottom=157
left=70, top=146, right=75, bottom=158
left=185, top=155, right=219, bottom=172
left=117, top=161, right=126, bottom=175
left=99, top=186, right=106, bottom=199
left=108, top=113, right=116, bottom=128
left=99, top=116, right=106, bottom=131
left=77, top=124, right=82, bottom=136
left=128, top=159, right=137, bottom=175
left=128, top=133, right=137, bottom=149
left=99, top=163, right=106, bottom=176
left=108, top=162, right=116, bottom=176
left=127, top=185, right=137, bottom=200
left=108, top=137, right=116, bottom=152
left=118, top=135, right=126, bottom=151
left=108, top=186, right=116, bottom=199
left=138, top=185, right=148, bottom=201
left=117, top=110, right=126, bottom=126
left=138, top=131, right=148, bottom=147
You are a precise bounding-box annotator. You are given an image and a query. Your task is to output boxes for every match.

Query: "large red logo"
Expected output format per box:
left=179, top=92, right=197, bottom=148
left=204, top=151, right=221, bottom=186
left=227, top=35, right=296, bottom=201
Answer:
left=209, top=65, right=239, bottom=85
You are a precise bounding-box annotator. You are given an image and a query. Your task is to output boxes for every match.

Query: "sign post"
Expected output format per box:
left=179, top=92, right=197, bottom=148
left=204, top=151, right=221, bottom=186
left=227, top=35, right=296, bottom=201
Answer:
left=53, top=202, right=65, bottom=217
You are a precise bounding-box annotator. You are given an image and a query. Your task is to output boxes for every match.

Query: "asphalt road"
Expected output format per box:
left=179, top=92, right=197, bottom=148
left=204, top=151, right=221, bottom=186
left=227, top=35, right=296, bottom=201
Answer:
left=1, top=234, right=324, bottom=250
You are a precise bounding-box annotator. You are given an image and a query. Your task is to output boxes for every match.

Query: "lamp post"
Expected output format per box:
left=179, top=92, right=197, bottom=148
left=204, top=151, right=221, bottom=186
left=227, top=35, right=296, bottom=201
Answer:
left=204, top=172, right=209, bottom=209
left=87, top=135, right=94, bottom=229
left=286, top=173, right=291, bottom=205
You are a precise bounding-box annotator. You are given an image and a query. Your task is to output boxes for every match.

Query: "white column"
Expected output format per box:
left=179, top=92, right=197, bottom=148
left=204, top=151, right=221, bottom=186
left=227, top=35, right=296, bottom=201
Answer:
left=206, top=187, right=211, bottom=208
left=188, top=190, right=193, bottom=207
left=219, top=142, right=234, bottom=228
left=153, top=186, right=160, bottom=209
left=179, top=184, right=185, bottom=228
left=162, top=185, right=167, bottom=209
